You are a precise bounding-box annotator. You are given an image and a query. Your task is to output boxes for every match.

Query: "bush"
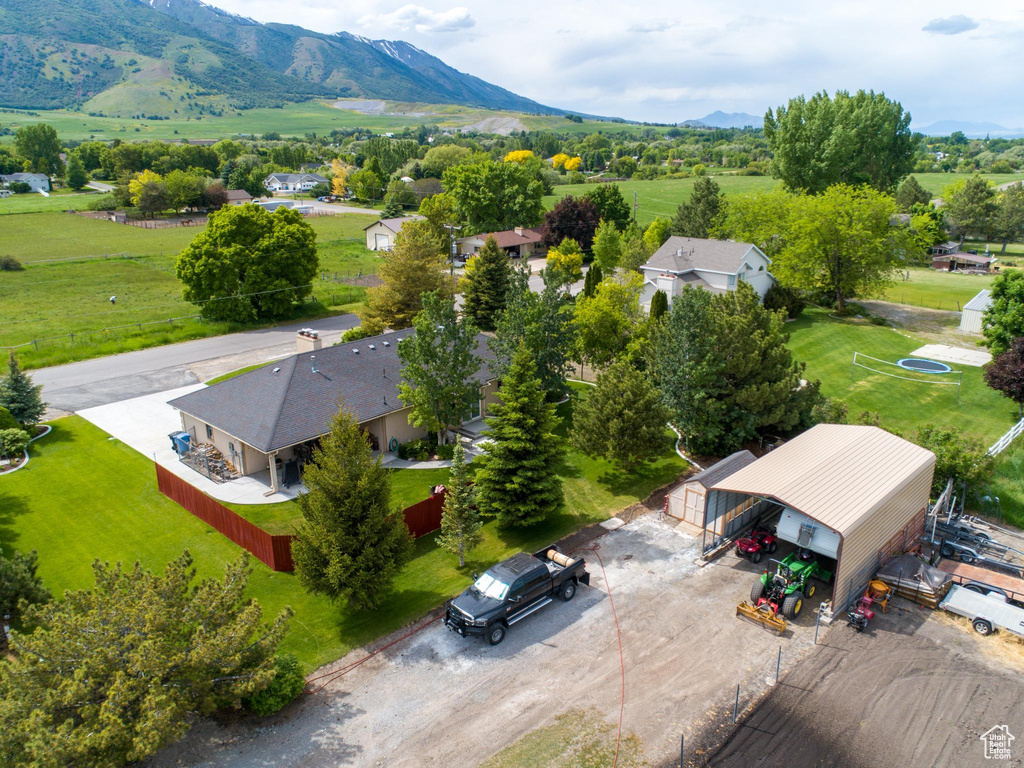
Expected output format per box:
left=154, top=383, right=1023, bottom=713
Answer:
left=566, top=171, right=586, bottom=184
left=244, top=653, right=306, bottom=717
left=9, top=182, right=32, bottom=194
left=0, top=406, right=19, bottom=431
left=397, top=438, right=433, bottom=461
left=340, top=325, right=373, bottom=342
left=435, top=443, right=455, bottom=461
left=86, top=195, right=117, bottom=212
left=0, top=428, right=30, bottom=458
left=0, top=255, right=24, bottom=271
left=762, top=284, right=806, bottom=319
left=869, top=315, right=888, bottom=326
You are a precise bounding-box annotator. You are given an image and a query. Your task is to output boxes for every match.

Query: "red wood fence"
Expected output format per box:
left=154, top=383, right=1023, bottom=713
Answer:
left=155, top=464, right=446, bottom=572
left=156, top=464, right=295, bottom=572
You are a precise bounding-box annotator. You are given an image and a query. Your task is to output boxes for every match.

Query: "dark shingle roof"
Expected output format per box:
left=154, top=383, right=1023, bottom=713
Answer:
left=686, top=450, right=757, bottom=488
left=168, top=330, right=496, bottom=453
left=645, top=237, right=759, bottom=274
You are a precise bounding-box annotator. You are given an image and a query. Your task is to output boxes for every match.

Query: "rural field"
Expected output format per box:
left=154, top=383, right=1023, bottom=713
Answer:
left=545, top=172, right=1024, bottom=228
left=0, top=211, right=379, bottom=368
left=882, top=267, right=996, bottom=310
left=0, top=385, right=687, bottom=672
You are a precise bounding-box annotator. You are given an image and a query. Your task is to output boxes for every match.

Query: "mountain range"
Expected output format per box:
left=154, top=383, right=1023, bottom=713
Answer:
left=681, top=111, right=764, bottom=129
left=913, top=120, right=1024, bottom=139
left=0, top=0, right=560, bottom=117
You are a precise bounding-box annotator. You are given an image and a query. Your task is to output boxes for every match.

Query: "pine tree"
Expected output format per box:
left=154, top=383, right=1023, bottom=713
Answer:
left=583, top=262, right=603, bottom=298
left=894, top=175, right=931, bottom=212
left=65, top=154, right=88, bottom=191
left=435, top=442, right=481, bottom=566
left=649, top=289, right=668, bottom=320
left=462, top=235, right=511, bottom=331
left=292, top=404, right=413, bottom=608
left=0, top=354, right=46, bottom=425
left=670, top=176, right=725, bottom=238
left=0, top=547, right=50, bottom=651
left=475, top=344, right=562, bottom=527
left=591, top=219, right=623, bottom=273
left=571, top=359, right=670, bottom=471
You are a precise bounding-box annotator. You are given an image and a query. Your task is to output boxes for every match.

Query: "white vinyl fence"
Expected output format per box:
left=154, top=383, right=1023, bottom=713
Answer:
left=988, top=417, right=1024, bottom=457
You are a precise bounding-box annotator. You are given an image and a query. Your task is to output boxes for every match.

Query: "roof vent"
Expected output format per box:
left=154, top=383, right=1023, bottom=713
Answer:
left=353, top=348, right=359, bottom=354
left=310, top=355, right=319, bottom=374
left=272, top=367, right=281, bottom=374
left=368, top=344, right=376, bottom=350
left=382, top=340, right=390, bottom=347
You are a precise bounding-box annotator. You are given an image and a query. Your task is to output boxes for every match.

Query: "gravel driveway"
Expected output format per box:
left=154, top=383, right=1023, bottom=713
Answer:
left=151, top=516, right=830, bottom=767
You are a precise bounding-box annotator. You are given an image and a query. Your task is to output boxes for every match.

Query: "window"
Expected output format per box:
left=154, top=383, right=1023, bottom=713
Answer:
left=472, top=572, right=510, bottom=600
left=205, top=424, right=213, bottom=439
left=728, top=274, right=737, bottom=287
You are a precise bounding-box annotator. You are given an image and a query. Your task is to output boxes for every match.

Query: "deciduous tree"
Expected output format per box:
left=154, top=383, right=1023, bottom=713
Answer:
left=541, top=195, right=601, bottom=252
left=65, top=154, right=88, bottom=190
left=0, top=552, right=288, bottom=767
left=894, top=175, right=931, bottom=212
left=571, top=359, right=669, bottom=471
left=330, top=158, right=348, bottom=197
left=983, top=270, right=1024, bottom=355
left=573, top=271, right=644, bottom=369
left=475, top=344, right=562, bottom=527
left=585, top=184, right=631, bottom=230
left=643, top=217, right=671, bottom=253
left=293, top=406, right=413, bottom=608
left=176, top=205, right=318, bottom=322
left=915, top=425, right=993, bottom=496
left=397, top=291, right=481, bottom=444
left=713, top=189, right=794, bottom=259
left=358, top=221, right=452, bottom=334
left=943, top=174, right=996, bottom=241
left=592, top=219, right=623, bottom=273
left=993, top=182, right=1024, bottom=254
left=463, top=235, right=511, bottom=331
left=985, top=337, right=1024, bottom=418
left=545, top=237, right=584, bottom=287
left=443, top=159, right=544, bottom=233
left=436, top=442, right=481, bottom=566
left=13, top=123, right=63, bottom=177
left=670, top=176, right=724, bottom=238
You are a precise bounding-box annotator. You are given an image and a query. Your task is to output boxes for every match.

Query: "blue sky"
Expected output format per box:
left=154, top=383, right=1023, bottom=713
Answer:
left=206, top=1, right=1024, bottom=128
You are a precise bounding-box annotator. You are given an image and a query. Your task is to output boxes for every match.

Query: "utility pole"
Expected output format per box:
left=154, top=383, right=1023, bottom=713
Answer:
left=444, top=223, right=462, bottom=276
left=633, top=191, right=639, bottom=223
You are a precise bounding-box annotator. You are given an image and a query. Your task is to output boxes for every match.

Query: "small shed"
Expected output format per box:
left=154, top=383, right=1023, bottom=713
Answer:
left=666, top=450, right=757, bottom=535
left=364, top=216, right=425, bottom=251
left=707, top=424, right=935, bottom=613
left=959, top=289, right=992, bottom=335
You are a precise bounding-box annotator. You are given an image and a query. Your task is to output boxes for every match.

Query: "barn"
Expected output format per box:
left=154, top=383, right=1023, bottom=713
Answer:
left=673, top=424, right=936, bottom=614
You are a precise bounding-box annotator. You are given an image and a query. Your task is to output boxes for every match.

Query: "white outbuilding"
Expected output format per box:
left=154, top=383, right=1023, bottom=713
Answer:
left=959, top=289, right=992, bottom=335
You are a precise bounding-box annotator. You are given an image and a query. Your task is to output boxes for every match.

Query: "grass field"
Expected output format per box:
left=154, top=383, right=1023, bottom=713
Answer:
left=989, top=441, right=1024, bottom=527
left=1, top=389, right=685, bottom=671
left=0, top=101, right=671, bottom=145
left=544, top=173, right=1024, bottom=229
left=786, top=307, right=1014, bottom=442
left=0, top=212, right=378, bottom=368
left=0, top=191, right=112, bottom=215
left=882, top=267, right=997, bottom=310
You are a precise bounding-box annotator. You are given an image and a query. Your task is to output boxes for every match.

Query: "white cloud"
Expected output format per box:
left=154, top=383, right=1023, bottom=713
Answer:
left=358, top=5, right=475, bottom=34
left=922, top=14, right=979, bottom=35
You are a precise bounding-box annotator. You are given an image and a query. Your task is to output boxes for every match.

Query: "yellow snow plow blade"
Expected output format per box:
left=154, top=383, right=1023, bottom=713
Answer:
left=736, top=601, right=787, bottom=634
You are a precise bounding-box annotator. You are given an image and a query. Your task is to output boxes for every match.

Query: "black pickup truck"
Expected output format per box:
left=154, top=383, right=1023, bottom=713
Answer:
left=444, top=547, right=590, bottom=645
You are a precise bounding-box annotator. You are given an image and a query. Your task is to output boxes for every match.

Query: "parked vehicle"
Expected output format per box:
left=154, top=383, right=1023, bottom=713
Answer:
left=737, top=553, right=833, bottom=632
left=962, top=581, right=1024, bottom=609
left=940, top=584, right=1024, bottom=637
left=734, top=525, right=778, bottom=564
left=443, top=547, right=590, bottom=645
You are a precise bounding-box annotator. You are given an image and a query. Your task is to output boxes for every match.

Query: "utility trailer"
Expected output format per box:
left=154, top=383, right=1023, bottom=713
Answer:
left=939, top=584, right=1024, bottom=638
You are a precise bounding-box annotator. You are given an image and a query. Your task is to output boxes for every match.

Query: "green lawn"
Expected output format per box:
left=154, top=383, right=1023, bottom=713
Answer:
left=786, top=308, right=1014, bottom=442
left=881, top=267, right=997, bottom=311
left=2, top=394, right=685, bottom=671
left=989, top=441, right=1024, bottom=528
left=912, top=172, right=1024, bottom=197
left=0, top=191, right=112, bottom=215
left=0, top=212, right=377, bottom=368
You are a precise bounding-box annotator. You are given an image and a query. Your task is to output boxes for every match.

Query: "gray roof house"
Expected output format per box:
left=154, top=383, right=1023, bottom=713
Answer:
left=263, top=172, right=329, bottom=193
left=0, top=173, right=50, bottom=193
left=168, top=329, right=498, bottom=492
left=639, top=236, right=776, bottom=310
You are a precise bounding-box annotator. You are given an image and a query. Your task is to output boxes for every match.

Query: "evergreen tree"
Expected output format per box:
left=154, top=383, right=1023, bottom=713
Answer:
left=65, top=154, right=88, bottom=190
left=475, top=344, right=562, bottom=527
left=0, top=547, right=50, bottom=650
left=894, top=175, right=931, bottom=212
left=582, top=262, right=603, bottom=298
left=0, top=354, right=45, bottom=425
left=463, top=235, right=511, bottom=331
left=0, top=552, right=288, bottom=767
left=293, top=405, right=413, bottom=609
left=571, top=359, right=669, bottom=471
left=649, top=289, right=668, bottom=320
left=670, top=176, right=724, bottom=238
left=435, top=442, right=481, bottom=566
left=592, top=219, right=623, bottom=273
left=397, top=291, right=481, bottom=444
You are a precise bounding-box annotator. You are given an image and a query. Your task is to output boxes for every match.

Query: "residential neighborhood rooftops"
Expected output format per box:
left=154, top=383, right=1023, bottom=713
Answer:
left=225, top=189, right=253, bottom=202
left=364, top=215, right=425, bottom=232
left=1, top=172, right=49, bottom=182
left=168, top=330, right=496, bottom=453
left=644, top=237, right=766, bottom=275
left=264, top=172, right=328, bottom=184
left=710, top=424, right=935, bottom=536
left=458, top=227, right=544, bottom=250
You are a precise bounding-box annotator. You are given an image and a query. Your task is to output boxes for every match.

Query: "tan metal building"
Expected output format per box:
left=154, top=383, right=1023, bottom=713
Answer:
left=704, top=424, right=936, bottom=612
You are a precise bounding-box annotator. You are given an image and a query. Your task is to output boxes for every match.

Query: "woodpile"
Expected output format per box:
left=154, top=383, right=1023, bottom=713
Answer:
left=181, top=443, right=240, bottom=482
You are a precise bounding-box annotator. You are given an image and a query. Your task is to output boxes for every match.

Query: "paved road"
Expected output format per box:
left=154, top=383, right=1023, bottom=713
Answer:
left=35, top=314, right=359, bottom=412
left=86, top=181, right=116, bottom=193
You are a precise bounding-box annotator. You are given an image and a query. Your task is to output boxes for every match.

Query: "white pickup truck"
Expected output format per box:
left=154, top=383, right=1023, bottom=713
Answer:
left=939, top=584, right=1024, bottom=637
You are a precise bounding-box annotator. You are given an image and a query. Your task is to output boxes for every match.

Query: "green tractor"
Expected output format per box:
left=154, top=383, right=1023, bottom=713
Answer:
left=749, top=553, right=832, bottom=621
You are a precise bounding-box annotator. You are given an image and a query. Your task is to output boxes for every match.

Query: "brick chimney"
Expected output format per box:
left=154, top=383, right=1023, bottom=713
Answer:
left=296, top=328, right=322, bottom=353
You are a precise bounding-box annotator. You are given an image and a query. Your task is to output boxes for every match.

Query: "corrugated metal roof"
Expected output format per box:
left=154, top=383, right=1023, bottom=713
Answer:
left=963, top=289, right=992, bottom=313
left=686, top=450, right=757, bottom=488
left=710, top=425, right=935, bottom=536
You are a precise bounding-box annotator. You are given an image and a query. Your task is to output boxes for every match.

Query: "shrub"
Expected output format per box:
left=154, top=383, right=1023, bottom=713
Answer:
left=762, top=284, right=806, bottom=319
left=435, top=443, right=455, bottom=461
left=869, top=315, right=888, bottom=326
left=0, top=256, right=24, bottom=271
left=0, top=428, right=30, bottom=458
left=86, top=195, right=117, bottom=212
left=397, top=438, right=433, bottom=461
left=9, top=181, right=32, bottom=194
left=340, top=325, right=373, bottom=342
left=0, top=406, right=19, bottom=431
left=244, top=653, right=306, bottom=717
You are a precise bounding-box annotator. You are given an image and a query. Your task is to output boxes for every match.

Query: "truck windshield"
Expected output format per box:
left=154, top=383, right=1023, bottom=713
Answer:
left=473, top=572, right=510, bottom=600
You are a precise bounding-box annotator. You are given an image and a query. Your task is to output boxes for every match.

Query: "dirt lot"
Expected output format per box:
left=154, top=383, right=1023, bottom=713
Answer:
left=859, top=300, right=979, bottom=346
left=151, top=515, right=831, bottom=767
left=702, top=602, right=1024, bottom=768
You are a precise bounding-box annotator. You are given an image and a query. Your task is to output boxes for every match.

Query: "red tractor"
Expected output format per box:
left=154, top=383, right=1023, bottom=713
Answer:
left=735, top=525, right=778, bottom=564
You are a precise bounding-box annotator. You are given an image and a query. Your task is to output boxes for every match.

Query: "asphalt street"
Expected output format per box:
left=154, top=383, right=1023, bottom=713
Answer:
left=34, top=313, right=359, bottom=412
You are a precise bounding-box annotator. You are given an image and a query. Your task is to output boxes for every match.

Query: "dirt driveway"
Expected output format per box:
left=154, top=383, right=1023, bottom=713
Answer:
left=152, top=515, right=831, bottom=766
left=704, top=606, right=1024, bottom=768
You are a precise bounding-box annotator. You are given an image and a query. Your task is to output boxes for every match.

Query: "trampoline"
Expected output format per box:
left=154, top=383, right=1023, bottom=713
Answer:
left=897, top=358, right=953, bottom=374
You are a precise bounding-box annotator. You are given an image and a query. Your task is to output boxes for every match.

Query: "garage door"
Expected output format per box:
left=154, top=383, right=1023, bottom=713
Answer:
left=775, top=509, right=840, bottom=559
left=375, top=233, right=390, bottom=250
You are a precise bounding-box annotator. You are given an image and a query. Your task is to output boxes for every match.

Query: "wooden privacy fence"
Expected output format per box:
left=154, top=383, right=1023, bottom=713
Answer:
left=156, top=464, right=295, bottom=572
left=155, top=464, right=447, bottom=572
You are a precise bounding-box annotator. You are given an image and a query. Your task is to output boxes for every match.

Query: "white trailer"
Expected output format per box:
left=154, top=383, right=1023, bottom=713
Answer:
left=939, top=584, right=1024, bottom=637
